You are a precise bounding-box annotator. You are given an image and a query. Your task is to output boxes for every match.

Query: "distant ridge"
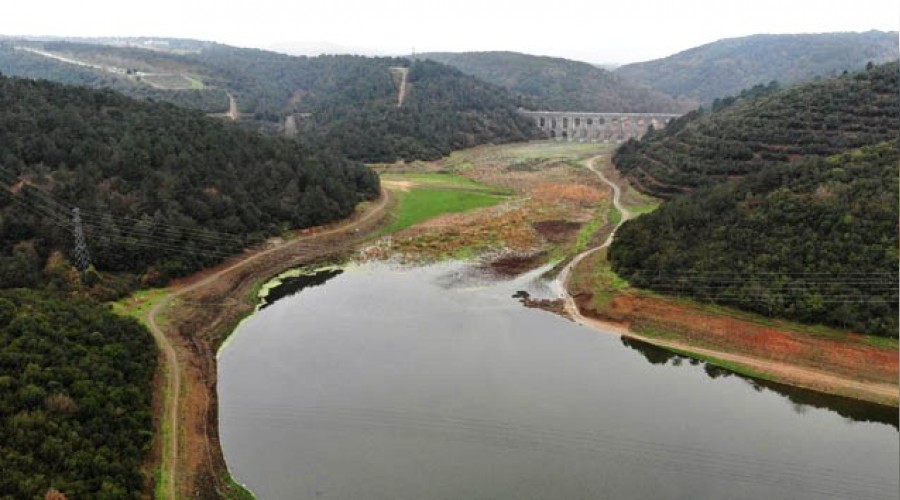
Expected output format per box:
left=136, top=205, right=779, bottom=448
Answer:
left=418, top=51, right=693, bottom=113
left=0, top=39, right=541, bottom=162
left=616, top=31, right=899, bottom=103
left=266, top=40, right=384, bottom=57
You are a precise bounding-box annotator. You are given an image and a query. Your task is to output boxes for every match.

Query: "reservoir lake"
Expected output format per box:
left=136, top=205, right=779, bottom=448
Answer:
left=219, top=261, right=899, bottom=500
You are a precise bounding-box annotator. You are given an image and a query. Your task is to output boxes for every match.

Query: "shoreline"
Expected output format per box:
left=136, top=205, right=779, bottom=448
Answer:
left=572, top=309, right=899, bottom=407
left=560, top=155, right=898, bottom=408
left=141, top=190, right=393, bottom=498
left=134, top=143, right=897, bottom=498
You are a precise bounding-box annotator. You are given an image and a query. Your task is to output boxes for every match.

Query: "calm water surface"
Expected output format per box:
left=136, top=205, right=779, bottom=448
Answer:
left=219, top=261, right=899, bottom=500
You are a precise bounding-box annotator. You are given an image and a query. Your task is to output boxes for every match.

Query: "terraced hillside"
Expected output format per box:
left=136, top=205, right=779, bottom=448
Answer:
left=613, top=61, right=899, bottom=198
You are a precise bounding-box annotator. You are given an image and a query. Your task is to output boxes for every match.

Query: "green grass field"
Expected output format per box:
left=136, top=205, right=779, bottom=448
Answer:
left=383, top=188, right=505, bottom=234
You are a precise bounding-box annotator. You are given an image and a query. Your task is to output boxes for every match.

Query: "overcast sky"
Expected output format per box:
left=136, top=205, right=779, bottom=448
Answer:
left=3, top=0, right=898, bottom=63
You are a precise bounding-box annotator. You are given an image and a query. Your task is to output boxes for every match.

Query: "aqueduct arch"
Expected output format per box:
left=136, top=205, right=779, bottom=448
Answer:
left=521, top=110, right=681, bottom=142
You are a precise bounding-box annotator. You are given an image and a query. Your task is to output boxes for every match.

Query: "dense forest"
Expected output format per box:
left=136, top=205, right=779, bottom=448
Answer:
left=0, top=73, right=380, bottom=291
left=0, top=289, right=156, bottom=498
left=0, top=41, right=542, bottom=160
left=616, top=31, right=899, bottom=103
left=304, top=60, right=540, bottom=161
left=610, top=141, right=898, bottom=336
left=419, top=51, right=691, bottom=113
left=614, top=61, right=899, bottom=198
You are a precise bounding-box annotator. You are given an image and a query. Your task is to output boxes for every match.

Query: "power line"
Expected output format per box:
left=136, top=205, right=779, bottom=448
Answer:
left=78, top=210, right=249, bottom=247
left=0, top=167, right=249, bottom=247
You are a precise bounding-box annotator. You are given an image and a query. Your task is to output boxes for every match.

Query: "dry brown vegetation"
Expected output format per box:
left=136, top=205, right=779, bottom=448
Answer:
left=374, top=142, right=613, bottom=263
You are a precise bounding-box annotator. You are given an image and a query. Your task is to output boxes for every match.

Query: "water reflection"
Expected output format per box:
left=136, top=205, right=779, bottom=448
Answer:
left=259, top=268, right=343, bottom=309
left=262, top=264, right=899, bottom=430
left=621, top=337, right=899, bottom=430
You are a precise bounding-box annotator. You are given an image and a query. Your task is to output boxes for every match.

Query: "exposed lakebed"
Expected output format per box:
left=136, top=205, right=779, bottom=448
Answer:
left=219, top=261, right=899, bottom=500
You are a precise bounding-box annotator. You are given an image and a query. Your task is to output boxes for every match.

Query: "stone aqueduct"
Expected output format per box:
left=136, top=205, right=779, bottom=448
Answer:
left=520, top=110, right=681, bottom=142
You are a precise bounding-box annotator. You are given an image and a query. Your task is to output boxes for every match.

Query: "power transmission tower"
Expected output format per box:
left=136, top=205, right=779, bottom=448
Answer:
left=72, top=207, right=92, bottom=274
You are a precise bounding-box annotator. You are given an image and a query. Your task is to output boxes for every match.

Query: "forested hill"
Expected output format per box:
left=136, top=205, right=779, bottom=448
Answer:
left=0, top=74, right=380, bottom=291
left=295, top=59, right=540, bottom=161
left=0, top=40, right=541, bottom=161
left=615, top=31, right=899, bottom=103
left=609, top=141, right=898, bottom=337
left=0, top=289, right=156, bottom=498
left=418, top=51, right=691, bottom=113
left=614, top=61, right=899, bottom=198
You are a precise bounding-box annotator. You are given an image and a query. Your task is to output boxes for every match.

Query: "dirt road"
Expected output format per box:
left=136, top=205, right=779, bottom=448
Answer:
left=393, top=67, right=409, bottom=107
left=146, top=191, right=390, bottom=498
left=560, top=156, right=898, bottom=405
left=556, top=155, right=631, bottom=305
left=226, top=93, right=239, bottom=121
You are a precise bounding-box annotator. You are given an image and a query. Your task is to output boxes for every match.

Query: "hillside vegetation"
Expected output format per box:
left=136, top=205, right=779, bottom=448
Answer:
left=0, top=41, right=540, bottom=161
left=419, top=51, right=691, bottom=113
left=609, top=63, right=899, bottom=337
left=610, top=141, right=898, bottom=337
left=0, top=74, right=380, bottom=290
left=298, top=59, right=540, bottom=161
left=616, top=31, right=899, bottom=103
left=614, top=62, right=899, bottom=198
left=0, top=289, right=156, bottom=498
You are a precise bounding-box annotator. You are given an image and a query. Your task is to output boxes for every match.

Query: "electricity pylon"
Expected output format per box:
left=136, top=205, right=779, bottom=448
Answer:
left=72, top=207, right=92, bottom=274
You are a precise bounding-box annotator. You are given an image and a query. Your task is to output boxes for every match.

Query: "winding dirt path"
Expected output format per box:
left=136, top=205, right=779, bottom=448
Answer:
left=559, top=156, right=898, bottom=405
left=556, top=156, right=631, bottom=302
left=146, top=191, right=390, bottom=499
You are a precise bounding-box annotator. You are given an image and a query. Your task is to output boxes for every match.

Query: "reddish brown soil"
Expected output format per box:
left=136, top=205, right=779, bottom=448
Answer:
left=573, top=290, right=898, bottom=388
left=530, top=182, right=602, bottom=205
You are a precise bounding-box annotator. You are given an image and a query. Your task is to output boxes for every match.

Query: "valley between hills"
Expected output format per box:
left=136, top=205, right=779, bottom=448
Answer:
left=119, top=140, right=896, bottom=497
left=0, top=30, right=897, bottom=500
